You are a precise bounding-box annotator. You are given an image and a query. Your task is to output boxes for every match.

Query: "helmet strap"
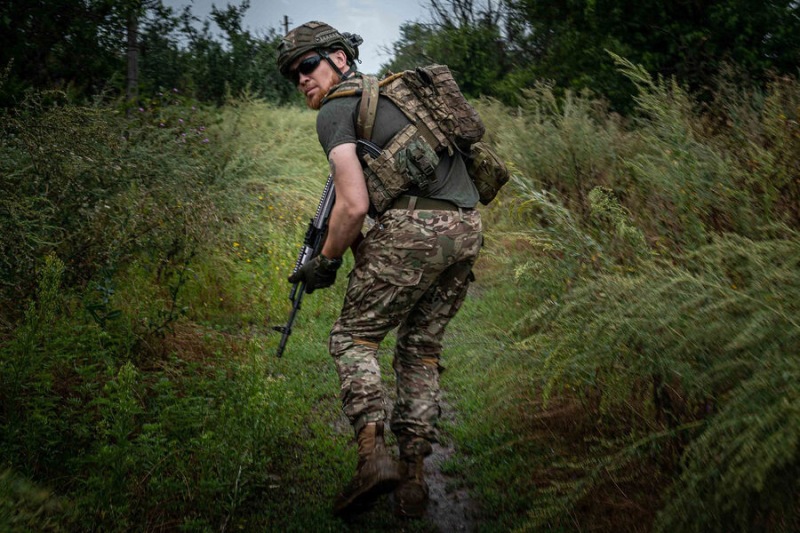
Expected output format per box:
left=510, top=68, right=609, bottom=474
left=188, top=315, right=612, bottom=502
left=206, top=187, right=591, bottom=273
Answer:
left=320, top=50, right=354, bottom=81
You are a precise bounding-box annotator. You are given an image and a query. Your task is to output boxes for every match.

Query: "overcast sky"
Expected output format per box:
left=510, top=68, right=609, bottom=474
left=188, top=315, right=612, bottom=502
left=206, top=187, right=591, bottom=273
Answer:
left=161, top=0, right=431, bottom=74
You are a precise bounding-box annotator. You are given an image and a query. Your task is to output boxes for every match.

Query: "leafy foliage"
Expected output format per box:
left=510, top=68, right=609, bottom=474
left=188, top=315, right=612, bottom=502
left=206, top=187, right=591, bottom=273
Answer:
left=0, top=91, right=221, bottom=316
left=0, top=0, right=132, bottom=104
left=442, top=59, right=800, bottom=531
left=2, top=4, right=800, bottom=527
left=0, top=97, right=439, bottom=531
left=381, top=19, right=509, bottom=98
left=141, top=2, right=297, bottom=104
left=0, top=0, right=297, bottom=106
left=384, top=0, right=800, bottom=110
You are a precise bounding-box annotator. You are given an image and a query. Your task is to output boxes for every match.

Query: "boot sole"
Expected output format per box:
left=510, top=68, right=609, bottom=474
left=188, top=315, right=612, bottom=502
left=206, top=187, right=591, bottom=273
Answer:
left=333, top=456, right=401, bottom=516
left=395, top=501, right=427, bottom=519
left=395, top=488, right=429, bottom=519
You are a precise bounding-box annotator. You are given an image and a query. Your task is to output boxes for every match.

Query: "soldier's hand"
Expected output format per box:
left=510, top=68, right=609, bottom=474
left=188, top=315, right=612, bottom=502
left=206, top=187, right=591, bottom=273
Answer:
left=287, top=254, right=342, bottom=294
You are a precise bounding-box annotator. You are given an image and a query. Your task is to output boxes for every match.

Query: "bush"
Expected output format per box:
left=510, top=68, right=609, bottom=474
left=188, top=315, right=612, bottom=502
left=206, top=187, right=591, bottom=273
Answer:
left=468, top=61, right=800, bottom=532
left=0, top=90, right=244, bottom=325
left=0, top=97, right=345, bottom=532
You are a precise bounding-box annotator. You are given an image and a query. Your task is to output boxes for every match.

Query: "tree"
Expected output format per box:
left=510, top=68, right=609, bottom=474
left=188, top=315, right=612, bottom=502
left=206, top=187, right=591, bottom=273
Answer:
left=502, top=0, right=800, bottom=108
left=382, top=0, right=800, bottom=110
left=0, top=0, right=126, bottom=105
left=381, top=0, right=510, bottom=98
left=0, top=0, right=297, bottom=106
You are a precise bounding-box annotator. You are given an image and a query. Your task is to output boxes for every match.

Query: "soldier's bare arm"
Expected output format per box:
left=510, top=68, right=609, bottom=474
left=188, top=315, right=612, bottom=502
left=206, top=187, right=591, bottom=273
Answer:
left=321, top=142, right=369, bottom=259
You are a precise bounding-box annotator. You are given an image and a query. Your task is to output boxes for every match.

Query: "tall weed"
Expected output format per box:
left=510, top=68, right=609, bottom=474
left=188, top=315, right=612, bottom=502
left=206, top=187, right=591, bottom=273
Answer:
left=468, top=61, right=800, bottom=532
left=0, top=96, right=347, bottom=532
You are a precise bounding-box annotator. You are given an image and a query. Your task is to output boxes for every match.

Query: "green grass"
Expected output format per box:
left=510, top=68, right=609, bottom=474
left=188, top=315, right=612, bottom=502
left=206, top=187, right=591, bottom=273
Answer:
left=0, top=99, right=444, bottom=532
left=2, top=63, right=799, bottom=532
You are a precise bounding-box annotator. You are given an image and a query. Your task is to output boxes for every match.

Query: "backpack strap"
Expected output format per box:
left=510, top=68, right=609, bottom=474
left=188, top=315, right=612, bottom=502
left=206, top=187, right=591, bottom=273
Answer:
left=321, top=74, right=379, bottom=142
left=356, top=75, right=380, bottom=142
left=320, top=76, right=363, bottom=105
left=324, top=71, right=441, bottom=151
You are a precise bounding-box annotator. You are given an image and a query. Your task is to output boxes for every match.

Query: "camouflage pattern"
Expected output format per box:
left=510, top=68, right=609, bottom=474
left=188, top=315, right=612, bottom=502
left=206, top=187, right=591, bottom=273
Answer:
left=328, top=206, right=482, bottom=449
left=397, top=138, right=439, bottom=189
left=325, top=64, right=485, bottom=154
left=369, top=73, right=451, bottom=153
left=362, top=124, right=440, bottom=213
left=416, top=65, right=485, bottom=148
left=467, top=141, right=510, bottom=206
left=326, top=71, right=450, bottom=153
left=322, top=65, right=487, bottom=217
left=276, top=21, right=359, bottom=77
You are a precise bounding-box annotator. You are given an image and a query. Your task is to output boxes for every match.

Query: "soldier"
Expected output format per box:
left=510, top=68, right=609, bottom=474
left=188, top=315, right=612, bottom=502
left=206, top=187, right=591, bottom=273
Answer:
left=276, top=21, right=482, bottom=518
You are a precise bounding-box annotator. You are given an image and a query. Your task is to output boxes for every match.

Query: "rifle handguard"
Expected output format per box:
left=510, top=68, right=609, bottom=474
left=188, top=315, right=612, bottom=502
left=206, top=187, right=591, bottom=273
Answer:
left=274, top=174, right=337, bottom=358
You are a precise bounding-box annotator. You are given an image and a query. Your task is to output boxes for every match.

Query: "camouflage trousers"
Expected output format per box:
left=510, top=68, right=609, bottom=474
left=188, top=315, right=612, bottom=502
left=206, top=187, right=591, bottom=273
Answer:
left=328, top=204, right=482, bottom=455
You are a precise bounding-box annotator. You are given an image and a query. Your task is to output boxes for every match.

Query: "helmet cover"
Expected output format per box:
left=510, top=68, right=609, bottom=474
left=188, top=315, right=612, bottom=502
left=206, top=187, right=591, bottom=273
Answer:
left=276, top=21, right=361, bottom=77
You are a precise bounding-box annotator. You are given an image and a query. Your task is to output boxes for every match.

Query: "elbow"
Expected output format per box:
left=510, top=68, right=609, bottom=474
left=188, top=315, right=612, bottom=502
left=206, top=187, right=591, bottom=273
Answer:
left=347, top=204, right=369, bottom=221
left=343, top=198, right=369, bottom=219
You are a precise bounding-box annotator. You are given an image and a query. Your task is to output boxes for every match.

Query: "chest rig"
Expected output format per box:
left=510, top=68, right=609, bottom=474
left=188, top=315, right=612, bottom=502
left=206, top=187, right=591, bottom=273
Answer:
left=322, top=66, right=487, bottom=214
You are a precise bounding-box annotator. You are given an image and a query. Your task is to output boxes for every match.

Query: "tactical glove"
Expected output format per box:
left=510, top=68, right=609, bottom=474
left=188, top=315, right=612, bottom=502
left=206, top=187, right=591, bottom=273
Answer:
left=287, top=254, right=342, bottom=294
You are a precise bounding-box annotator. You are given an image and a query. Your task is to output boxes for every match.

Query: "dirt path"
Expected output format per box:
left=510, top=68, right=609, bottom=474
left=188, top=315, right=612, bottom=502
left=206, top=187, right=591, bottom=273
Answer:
left=383, top=384, right=478, bottom=532
left=424, top=393, right=478, bottom=532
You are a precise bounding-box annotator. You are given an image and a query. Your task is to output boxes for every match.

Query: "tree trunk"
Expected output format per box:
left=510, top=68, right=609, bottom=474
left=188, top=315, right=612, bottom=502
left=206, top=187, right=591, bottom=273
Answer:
left=126, top=6, right=139, bottom=112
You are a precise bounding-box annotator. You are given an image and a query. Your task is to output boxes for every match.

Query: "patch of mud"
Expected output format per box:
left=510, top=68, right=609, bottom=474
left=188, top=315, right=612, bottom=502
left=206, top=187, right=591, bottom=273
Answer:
left=332, top=346, right=480, bottom=531
left=424, top=394, right=479, bottom=533
left=383, top=388, right=479, bottom=532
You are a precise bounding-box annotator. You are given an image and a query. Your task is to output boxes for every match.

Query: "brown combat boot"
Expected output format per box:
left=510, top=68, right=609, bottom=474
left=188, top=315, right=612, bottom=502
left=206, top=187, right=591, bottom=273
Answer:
left=395, top=437, right=431, bottom=518
left=333, top=421, right=400, bottom=516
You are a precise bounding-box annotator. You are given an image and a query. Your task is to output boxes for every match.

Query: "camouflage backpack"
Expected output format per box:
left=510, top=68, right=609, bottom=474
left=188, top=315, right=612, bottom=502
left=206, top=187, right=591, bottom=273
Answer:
left=322, top=65, right=508, bottom=211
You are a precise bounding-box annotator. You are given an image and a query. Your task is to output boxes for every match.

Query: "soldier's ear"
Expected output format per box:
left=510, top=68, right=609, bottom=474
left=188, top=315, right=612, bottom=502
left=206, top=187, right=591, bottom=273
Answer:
left=332, top=49, right=348, bottom=69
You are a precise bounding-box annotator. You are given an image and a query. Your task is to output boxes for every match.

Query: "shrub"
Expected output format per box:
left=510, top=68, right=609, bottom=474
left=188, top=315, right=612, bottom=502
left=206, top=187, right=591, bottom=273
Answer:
left=0, top=92, right=221, bottom=319
left=470, top=61, right=800, bottom=532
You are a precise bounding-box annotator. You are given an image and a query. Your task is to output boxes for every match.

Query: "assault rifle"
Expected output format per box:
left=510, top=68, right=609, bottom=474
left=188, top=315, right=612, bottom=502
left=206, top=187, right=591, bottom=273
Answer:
left=273, top=140, right=382, bottom=358
left=273, top=174, right=336, bottom=358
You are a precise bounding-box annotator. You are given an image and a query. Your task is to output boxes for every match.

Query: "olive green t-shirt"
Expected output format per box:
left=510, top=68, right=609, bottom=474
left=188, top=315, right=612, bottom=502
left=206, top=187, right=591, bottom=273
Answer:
left=316, top=95, right=479, bottom=209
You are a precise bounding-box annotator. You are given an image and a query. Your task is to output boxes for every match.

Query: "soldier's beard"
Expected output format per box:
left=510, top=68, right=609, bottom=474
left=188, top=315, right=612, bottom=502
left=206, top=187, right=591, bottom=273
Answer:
left=306, top=69, right=339, bottom=110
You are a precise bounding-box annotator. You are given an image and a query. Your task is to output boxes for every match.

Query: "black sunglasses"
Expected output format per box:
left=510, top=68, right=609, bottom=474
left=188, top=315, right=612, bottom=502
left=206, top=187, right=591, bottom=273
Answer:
left=290, top=55, right=324, bottom=85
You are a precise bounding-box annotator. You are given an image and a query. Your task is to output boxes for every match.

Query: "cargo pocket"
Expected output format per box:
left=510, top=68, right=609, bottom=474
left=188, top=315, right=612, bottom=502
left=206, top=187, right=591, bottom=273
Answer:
left=391, top=233, right=435, bottom=251
left=396, top=138, right=439, bottom=195
left=378, top=265, right=424, bottom=287
left=363, top=124, right=439, bottom=213
left=358, top=263, right=424, bottom=318
left=342, top=269, right=359, bottom=303
left=339, top=268, right=368, bottom=321
left=435, top=263, right=474, bottom=320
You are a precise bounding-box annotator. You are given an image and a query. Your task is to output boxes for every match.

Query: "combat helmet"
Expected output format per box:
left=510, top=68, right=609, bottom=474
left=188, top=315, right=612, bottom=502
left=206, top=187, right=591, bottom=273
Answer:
left=277, top=21, right=363, bottom=79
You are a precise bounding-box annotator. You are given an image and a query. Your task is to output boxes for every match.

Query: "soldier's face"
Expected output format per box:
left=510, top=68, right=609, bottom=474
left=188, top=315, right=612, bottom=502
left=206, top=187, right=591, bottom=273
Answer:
left=291, top=51, right=339, bottom=110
